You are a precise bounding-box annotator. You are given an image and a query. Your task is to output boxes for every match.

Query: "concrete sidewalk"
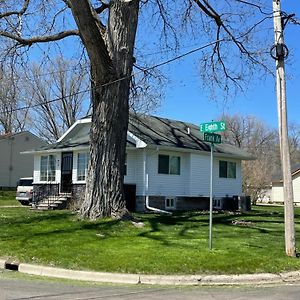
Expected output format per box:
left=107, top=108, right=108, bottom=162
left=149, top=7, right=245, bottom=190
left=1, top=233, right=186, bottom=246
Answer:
left=1, top=258, right=300, bottom=286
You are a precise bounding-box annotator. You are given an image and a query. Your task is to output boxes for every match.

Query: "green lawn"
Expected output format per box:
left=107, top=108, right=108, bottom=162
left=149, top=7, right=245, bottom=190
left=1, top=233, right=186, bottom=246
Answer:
left=0, top=190, right=21, bottom=206
left=1, top=205, right=300, bottom=275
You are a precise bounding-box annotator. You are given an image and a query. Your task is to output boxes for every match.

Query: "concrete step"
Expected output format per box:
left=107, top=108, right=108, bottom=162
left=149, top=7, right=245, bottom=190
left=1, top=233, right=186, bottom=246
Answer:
left=32, top=194, right=69, bottom=210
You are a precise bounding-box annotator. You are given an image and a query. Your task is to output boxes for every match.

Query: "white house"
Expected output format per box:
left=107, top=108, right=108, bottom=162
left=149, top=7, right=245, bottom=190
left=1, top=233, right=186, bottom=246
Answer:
left=0, top=131, right=47, bottom=188
left=271, top=164, right=300, bottom=205
left=24, top=113, right=253, bottom=211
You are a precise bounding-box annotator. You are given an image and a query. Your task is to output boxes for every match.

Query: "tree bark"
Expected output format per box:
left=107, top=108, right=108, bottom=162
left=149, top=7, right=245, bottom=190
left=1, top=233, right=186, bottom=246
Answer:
left=69, top=0, right=140, bottom=219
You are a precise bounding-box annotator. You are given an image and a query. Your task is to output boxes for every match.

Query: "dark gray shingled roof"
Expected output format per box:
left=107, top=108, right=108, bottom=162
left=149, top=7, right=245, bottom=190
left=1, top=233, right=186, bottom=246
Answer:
left=272, top=163, right=300, bottom=182
left=129, top=113, right=253, bottom=159
left=28, top=112, right=253, bottom=160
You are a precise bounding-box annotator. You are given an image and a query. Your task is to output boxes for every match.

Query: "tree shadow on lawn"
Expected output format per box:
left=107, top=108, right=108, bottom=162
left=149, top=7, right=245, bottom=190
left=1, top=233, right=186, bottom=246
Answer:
left=0, top=210, right=121, bottom=242
left=136, top=211, right=285, bottom=246
left=0, top=210, right=72, bottom=226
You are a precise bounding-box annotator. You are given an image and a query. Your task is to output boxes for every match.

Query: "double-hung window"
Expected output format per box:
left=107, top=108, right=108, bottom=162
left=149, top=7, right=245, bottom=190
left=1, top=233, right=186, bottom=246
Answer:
left=219, top=160, right=236, bottom=178
left=158, top=154, right=180, bottom=175
left=77, top=152, right=89, bottom=181
left=40, top=155, right=56, bottom=181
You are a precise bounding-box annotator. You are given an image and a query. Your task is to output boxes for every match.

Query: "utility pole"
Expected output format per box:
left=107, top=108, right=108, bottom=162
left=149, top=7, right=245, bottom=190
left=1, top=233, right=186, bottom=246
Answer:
left=272, top=0, right=296, bottom=257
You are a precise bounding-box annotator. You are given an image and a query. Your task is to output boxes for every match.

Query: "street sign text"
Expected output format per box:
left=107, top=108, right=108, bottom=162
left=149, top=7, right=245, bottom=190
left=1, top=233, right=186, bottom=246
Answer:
left=200, top=121, right=226, bottom=133
left=204, top=132, right=222, bottom=144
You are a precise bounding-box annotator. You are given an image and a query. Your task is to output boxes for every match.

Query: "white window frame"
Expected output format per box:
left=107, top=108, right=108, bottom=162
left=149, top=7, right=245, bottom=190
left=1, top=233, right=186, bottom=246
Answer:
left=158, top=154, right=181, bottom=175
left=219, top=160, right=237, bottom=179
left=77, top=152, right=89, bottom=182
left=40, top=155, right=56, bottom=182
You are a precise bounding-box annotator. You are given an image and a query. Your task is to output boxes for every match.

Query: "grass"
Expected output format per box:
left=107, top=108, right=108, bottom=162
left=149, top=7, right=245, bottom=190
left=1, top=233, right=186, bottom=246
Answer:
left=1, top=203, right=300, bottom=275
left=0, top=190, right=21, bottom=207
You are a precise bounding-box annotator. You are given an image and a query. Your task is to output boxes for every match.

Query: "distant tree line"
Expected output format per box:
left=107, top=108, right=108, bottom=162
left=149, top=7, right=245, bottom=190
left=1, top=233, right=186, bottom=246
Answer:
left=220, top=114, right=300, bottom=203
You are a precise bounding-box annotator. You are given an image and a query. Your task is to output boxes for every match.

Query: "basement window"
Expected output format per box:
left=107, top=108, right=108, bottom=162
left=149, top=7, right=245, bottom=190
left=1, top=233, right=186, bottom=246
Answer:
left=165, top=197, right=176, bottom=210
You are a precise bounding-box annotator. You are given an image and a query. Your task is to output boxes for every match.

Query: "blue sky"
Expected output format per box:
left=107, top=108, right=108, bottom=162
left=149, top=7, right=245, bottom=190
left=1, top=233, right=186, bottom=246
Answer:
left=21, top=1, right=299, bottom=131
left=155, top=1, right=300, bottom=130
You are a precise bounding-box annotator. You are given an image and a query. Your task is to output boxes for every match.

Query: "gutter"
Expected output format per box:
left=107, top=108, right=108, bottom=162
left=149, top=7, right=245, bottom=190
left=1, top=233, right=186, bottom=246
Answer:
left=143, top=150, right=171, bottom=215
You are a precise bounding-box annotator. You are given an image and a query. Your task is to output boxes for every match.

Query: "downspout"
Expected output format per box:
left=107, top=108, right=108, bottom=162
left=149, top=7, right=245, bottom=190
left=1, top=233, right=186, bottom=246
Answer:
left=143, top=149, right=172, bottom=215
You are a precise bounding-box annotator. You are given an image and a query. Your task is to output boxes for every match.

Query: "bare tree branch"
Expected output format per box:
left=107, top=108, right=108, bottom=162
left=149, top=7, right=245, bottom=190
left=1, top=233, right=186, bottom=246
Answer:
left=95, top=2, right=110, bottom=14
left=234, top=0, right=272, bottom=15
left=0, top=0, right=30, bottom=18
left=0, top=30, right=80, bottom=46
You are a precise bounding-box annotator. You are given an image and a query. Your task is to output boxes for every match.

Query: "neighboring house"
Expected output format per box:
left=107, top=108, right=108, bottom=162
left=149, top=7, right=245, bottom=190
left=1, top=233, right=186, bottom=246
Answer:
left=24, top=113, right=253, bottom=211
left=0, top=132, right=47, bottom=188
left=271, top=164, right=300, bottom=205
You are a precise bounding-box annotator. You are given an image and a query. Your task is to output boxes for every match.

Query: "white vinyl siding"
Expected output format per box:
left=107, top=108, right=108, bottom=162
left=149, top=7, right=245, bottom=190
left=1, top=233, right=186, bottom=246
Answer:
left=124, top=150, right=137, bottom=185
left=0, top=132, right=46, bottom=187
left=189, top=154, right=242, bottom=197
left=32, top=147, right=244, bottom=200
left=294, top=175, right=300, bottom=203
left=144, top=150, right=189, bottom=197
left=272, top=173, right=300, bottom=204
left=271, top=182, right=284, bottom=203
left=214, top=158, right=242, bottom=197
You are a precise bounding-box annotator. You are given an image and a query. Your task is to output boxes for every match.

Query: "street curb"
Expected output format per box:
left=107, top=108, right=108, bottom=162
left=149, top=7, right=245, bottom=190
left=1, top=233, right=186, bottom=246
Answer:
left=18, top=264, right=140, bottom=284
left=0, top=259, right=6, bottom=269
left=1, top=260, right=299, bottom=286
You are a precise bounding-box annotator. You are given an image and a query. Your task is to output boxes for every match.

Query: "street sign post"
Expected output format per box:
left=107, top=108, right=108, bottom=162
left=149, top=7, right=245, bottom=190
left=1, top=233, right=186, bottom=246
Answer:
left=200, top=121, right=226, bottom=250
left=204, top=132, right=221, bottom=144
left=200, top=121, right=226, bottom=133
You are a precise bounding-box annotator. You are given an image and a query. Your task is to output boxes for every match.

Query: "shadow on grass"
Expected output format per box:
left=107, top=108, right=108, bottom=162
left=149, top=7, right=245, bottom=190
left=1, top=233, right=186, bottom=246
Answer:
left=0, top=207, right=293, bottom=249
left=0, top=209, right=122, bottom=243
left=135, top=210, right=287, bottom=246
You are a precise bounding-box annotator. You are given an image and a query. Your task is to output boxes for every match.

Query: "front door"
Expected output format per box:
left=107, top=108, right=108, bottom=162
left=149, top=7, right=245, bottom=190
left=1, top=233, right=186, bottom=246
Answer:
left=61, top=152, right=73, bottom=193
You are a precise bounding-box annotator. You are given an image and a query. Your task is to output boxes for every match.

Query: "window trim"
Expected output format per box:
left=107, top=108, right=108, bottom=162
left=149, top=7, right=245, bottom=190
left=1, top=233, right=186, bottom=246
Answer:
left=165, top=197, right=176, bottom=210
left=158, top=154, right=181, bottom=175
left=76, top=152, right=89, bottom=182
left=219, top=160, right=237, bottom=179
left=40, top=155, right=56, bottom=182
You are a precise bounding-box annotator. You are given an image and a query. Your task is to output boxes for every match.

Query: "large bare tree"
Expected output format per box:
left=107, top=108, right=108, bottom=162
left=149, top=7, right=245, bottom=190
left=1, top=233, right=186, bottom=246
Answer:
left=27, top=57, right=88, bottom=142
left=220, top=114, right=277, bottom=203
left=0, top=65, right=30, bottom=134
left=0, top=0, right=289, bottom=219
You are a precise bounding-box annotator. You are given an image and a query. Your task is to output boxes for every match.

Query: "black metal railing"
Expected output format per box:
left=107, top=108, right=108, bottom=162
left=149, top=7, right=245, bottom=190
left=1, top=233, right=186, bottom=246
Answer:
left=32, top=184, right=60, bottom=209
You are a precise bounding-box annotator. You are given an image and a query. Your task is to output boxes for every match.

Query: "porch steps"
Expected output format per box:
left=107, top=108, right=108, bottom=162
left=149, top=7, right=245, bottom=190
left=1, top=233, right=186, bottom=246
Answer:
left=33, top=195, right=69, bottom=210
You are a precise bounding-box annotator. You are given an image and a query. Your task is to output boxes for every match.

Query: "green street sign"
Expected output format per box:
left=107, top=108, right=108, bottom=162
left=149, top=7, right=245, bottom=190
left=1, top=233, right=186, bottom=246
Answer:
left=204, top=132, right=222, bottom=144
left=200, top=121, right=226, bottom=133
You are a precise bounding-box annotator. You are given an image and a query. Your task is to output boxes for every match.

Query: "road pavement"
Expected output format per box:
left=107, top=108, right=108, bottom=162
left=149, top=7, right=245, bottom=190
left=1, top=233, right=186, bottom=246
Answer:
left=1, top=272, right=300, bottom=300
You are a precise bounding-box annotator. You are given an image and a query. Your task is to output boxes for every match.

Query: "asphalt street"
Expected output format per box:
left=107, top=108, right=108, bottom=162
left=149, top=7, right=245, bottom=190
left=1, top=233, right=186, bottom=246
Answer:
left=1, top=273, right=300, bottom=300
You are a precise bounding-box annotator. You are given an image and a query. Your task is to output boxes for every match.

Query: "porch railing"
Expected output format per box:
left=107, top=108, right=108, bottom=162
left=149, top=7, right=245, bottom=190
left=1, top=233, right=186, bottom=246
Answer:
left=32, top=184, right=60, bottom=209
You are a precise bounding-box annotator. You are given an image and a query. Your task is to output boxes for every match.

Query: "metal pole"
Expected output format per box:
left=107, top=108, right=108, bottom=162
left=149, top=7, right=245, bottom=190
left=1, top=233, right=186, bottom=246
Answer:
left=272, top=0, right=296, bottom=256
left=209, top=142, right=213, bottom=250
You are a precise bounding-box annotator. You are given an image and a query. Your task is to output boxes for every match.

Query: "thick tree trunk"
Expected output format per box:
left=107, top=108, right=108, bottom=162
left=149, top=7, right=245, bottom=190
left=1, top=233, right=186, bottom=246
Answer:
left=69, top=0, right=140, bottom=219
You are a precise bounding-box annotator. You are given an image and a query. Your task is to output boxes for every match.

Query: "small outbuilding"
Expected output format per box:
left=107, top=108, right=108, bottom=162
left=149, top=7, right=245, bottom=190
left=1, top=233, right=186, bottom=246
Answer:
left=271, top=164, right=300, bottom=205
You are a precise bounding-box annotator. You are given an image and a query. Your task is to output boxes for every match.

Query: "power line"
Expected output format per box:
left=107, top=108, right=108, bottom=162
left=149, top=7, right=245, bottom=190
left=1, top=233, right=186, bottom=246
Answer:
left=1, top=41, right=216, bottom=81
left=0, top=38, right=226, bottom=115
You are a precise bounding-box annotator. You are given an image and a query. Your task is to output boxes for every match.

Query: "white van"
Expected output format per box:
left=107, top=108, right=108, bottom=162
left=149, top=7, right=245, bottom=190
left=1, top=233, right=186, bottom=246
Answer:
left=16, top=177, right=33, bottom=205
